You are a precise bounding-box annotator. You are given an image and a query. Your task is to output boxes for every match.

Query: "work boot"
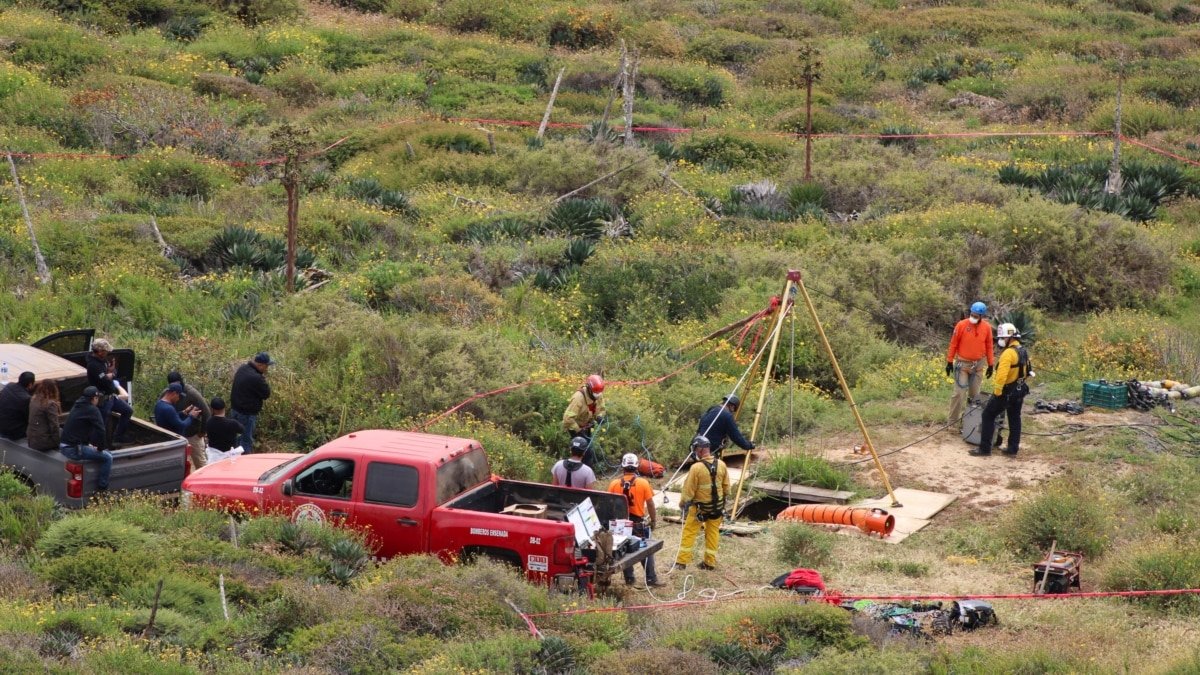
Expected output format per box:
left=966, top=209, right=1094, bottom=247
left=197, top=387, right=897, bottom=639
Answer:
left=698, top=562, right=716, bottom=571
left=669, top=563, right=686, bottom=573
left=647, top=579, right=666, bottom=588
left=1001, top=449, right=1018, bottom=456
left=967, top=447, right=990, bottom=456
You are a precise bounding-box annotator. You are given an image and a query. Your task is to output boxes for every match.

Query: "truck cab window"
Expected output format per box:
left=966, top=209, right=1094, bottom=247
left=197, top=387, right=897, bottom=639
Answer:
left=436, top=448, right=491, bottom=505
left=365, top=462, right=419, bottom=507
left=295, top=459, right=355, bottom=499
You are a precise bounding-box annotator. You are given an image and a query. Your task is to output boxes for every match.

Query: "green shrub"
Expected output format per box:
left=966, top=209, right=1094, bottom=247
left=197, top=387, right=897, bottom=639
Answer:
left=40, top=546, right=160, bottom=595
left=679, top=134, right=790, bottom=172
left=773, top=523, right=835, bottom=567
left=640, top=62, right=733, bottom=107
left=120, top=607, right=206, bottom=645
left=420, top=130, right=489, bottom=154
left=589, top=648, right=718, bottom=675
left=756, top=454, right=858, bottom=492
left=1003, top=476, right=1112, bottom=557
left=426, top=418, right=548, bottom=481
left=37, top=515, right=153, bottom=558
left=121, top=576, right=224, bottom=620
left=686, top=29, right=772, bottom=66
left=546, top=8, right=620, bottom=50
left=0, top=495, right=59, bottom=550
left=1085, top=97, right=1177, bottom=138
left=130, top=151, right=231, bottom=200
left=211, top=0, right=302, bottom=26
left=0, top=470, right=31, bottom=499
left=288, top=619, right=427, bottom=673
left=1102, top=538, right=1200, bottom=614
left=6, top=19, right=109, bottom=82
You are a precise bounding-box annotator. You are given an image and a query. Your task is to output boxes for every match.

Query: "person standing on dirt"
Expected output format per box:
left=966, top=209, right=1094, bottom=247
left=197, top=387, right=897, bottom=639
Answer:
left=229, top=352, right=274, bottom=453
left=971, top=323, right=1032, bottom=457
left=562, top=374, right=606, bottom=468
left=672, top=435, right=729, bottom=572
left=696, top=395, right=755, bottom=459
left=608, top=453, right=664, bottom=588
left=946, top=301, right=995, bottom=426
left=551, top=436, right=596, bottom=489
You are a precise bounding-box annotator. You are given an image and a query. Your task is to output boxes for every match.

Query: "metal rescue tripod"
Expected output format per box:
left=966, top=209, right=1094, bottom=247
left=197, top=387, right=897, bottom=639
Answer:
left=728, top=269, right=901, bottom=520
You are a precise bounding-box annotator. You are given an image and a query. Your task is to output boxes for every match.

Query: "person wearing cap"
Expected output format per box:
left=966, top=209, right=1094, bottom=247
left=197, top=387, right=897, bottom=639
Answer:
left=205, top=397, right=245, bottom=464
left=608, top=453, right=663, bottom=588
left=695, top=394, right=754, bottom=459
left=86, top=338, right=133, bottom=447
left=551, top=436, right=596, bottom=489
left=946, top=301, right=995, bottom=425
left=230, top=352, right=274, bottom=453
left=59, top=386, right=112, bottom=491
left=168, top=371, right=211, bottom=470
left=154, top=382, right=201, bottom=437
left=562, top=374, right=607, bottom=468
left=673, top=435, right=729, bottom=572
left=0, top=371, right=36, bottom=440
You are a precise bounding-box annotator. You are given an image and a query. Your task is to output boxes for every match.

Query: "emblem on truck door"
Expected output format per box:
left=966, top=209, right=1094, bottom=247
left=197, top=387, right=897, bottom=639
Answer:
left=292, top=503, right=326, bottom=524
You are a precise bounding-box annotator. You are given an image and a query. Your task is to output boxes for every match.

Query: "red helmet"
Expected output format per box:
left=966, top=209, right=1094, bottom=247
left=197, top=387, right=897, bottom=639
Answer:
left=586, top=374, right=605, bottom=394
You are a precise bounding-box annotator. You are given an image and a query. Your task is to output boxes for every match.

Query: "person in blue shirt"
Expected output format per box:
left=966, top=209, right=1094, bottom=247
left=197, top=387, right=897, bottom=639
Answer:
left=696, top=395, right=755, bottom=459
left=154, top=383, right=201, bottom=436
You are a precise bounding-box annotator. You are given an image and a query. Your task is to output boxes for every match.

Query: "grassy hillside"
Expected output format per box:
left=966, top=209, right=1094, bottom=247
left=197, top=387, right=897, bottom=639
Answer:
left=3, top=0, right=1200, bottom=671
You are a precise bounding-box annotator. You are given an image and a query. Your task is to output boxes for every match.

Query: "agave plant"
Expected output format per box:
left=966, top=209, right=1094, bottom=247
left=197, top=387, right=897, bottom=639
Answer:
left=996, top=164, right=1031, bottom=186
left=543, top=198, right=619, bottom=239
left=1122, top=194, right=1158, bottom=222
left=562, top=238, right=596, bottom=266
left=582, top=120, right=621, bottom=145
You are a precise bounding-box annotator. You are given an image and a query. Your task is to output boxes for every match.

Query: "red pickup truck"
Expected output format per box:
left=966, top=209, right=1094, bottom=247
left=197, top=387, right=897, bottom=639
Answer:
left=180, top=429, right=661, bottom=587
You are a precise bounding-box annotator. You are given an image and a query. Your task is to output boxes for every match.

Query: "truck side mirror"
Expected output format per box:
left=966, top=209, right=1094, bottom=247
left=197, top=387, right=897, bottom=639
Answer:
left=282, top=479, right=293, bottom=497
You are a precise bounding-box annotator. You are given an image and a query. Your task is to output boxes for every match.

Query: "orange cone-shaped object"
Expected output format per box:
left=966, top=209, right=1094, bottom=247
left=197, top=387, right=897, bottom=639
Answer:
left=777, top=504, right=895, bottom=537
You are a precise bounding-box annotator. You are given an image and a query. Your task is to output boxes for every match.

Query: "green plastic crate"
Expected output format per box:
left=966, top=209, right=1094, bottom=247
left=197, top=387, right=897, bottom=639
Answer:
left=1083, top=381, right=1127, bottom=409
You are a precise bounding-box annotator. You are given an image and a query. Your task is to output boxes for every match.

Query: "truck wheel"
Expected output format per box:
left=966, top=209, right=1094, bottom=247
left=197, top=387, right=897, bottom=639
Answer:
left=461, top=546, right=522, bottom=570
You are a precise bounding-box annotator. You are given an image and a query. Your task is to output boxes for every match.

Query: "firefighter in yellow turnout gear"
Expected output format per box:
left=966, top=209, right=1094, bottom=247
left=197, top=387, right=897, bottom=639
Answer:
left=672, top=435, right=729, bottom=571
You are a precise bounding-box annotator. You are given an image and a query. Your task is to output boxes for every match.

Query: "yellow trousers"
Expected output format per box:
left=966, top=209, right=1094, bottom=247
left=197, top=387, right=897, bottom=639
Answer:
left=676, top=509, right=721, bottom=567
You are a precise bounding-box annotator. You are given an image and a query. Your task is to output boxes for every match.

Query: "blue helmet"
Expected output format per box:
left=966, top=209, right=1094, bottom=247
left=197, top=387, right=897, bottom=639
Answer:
left=970, top=301, right=987, bottom=315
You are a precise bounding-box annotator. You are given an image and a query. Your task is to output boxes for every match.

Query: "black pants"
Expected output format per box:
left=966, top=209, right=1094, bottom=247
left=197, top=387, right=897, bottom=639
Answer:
left=979, top=390, right=1025, bottom=454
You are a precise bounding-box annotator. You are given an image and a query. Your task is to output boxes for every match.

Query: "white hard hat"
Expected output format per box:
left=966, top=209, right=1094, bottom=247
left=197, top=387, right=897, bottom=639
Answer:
left=621, top=453, right=639, bottom=469
left=996, top=323, right=1020, bottom=339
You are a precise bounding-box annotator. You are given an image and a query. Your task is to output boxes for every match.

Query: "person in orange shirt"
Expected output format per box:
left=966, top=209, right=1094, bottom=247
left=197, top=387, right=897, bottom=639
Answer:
left=608, top=453, right=663, bottom=588
left=946, top=301, right=995, bottom=425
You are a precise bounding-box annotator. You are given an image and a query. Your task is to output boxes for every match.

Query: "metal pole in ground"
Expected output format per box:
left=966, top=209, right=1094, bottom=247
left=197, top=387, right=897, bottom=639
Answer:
left=793, top=269, right=901, bottom=507
left=730, top=273, right=797, bottom=518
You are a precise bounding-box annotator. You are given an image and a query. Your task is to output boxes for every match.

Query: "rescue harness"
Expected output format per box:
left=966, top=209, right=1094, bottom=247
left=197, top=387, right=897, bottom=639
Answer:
left=695, top=459, right=724, bottom=521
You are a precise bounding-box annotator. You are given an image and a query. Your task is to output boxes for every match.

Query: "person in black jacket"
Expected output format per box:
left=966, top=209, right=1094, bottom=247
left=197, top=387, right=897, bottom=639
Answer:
left=0, top=371, right=36, bottom=440
left=59, top=386, right=113, bottom=491
left=85, top=338, right=132, bottom=447
left=696, top=395, right=755, bottom=459
left=205, top=397, right=244, bottom=461
left=229, top=352, right=274, bottom=453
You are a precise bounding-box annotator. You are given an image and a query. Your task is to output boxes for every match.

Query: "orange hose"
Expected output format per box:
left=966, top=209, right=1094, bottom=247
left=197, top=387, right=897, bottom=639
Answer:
left=777, top=504, right=895, bottom=537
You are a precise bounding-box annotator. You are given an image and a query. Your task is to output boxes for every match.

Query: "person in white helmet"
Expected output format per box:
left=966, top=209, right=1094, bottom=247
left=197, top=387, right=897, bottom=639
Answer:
left=971, top=323, right=1032, bottom=457
left=607, top=453, right=663, bottom=587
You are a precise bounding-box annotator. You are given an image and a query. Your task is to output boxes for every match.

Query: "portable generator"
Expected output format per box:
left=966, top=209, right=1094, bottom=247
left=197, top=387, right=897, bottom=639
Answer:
left=1032, top=551, right=1083, bottom=594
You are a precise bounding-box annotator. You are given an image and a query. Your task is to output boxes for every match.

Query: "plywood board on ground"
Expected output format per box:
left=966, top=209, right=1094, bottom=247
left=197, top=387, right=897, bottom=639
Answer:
left=749, top=480, right=853, bottom=504
left=851, top=487, right=955, bottom=521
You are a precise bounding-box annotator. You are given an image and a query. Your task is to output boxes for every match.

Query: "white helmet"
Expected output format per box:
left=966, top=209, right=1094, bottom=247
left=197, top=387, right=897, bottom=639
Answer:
left=621, top=453, right=639, bottom=469
left=996, top=323, right=1020, bottom=339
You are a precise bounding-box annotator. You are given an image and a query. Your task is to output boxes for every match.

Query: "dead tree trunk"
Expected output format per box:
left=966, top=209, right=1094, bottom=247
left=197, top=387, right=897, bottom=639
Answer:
left=6, top=153, right=51, bottom=285
left=597, top=42, right=627, bottom=144
left=537, top=67, right=566, bottom=141
left=1104, top=65, right=1125, bottom=195
left=623, top=49, right=640, bottom=147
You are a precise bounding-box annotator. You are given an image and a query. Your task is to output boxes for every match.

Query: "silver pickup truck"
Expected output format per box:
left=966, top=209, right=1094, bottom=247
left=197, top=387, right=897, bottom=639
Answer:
left=0, top=330, right=189, bottom=507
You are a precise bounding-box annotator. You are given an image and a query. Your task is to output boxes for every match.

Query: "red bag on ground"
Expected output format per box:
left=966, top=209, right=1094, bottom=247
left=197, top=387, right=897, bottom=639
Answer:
left=639, top=459, right=664, bottom=477
left=784, top=568, right=826, bottom=592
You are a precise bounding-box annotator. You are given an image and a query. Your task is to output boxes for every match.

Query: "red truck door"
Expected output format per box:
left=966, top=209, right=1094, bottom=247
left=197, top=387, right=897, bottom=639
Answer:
left=352, top=460, right=427, bottom=559
left=284, top=456, right=359, bottom=527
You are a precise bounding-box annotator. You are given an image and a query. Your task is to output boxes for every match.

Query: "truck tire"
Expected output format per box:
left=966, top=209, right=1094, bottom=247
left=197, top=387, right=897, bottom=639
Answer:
left=461, top=546, right=522, bottom=570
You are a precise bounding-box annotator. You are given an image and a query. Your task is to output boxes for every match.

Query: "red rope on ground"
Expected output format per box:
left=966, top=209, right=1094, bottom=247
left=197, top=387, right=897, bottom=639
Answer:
left=524, top=588, right=1200, bottom=619
left=1120, top=135, right=1200, bottom=168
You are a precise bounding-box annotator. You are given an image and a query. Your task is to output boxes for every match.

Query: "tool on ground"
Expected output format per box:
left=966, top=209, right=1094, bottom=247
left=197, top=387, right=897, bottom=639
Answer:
left=1033, top=541, right=1083, bottom=595
left=776, top=504, right=896, bottom=537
